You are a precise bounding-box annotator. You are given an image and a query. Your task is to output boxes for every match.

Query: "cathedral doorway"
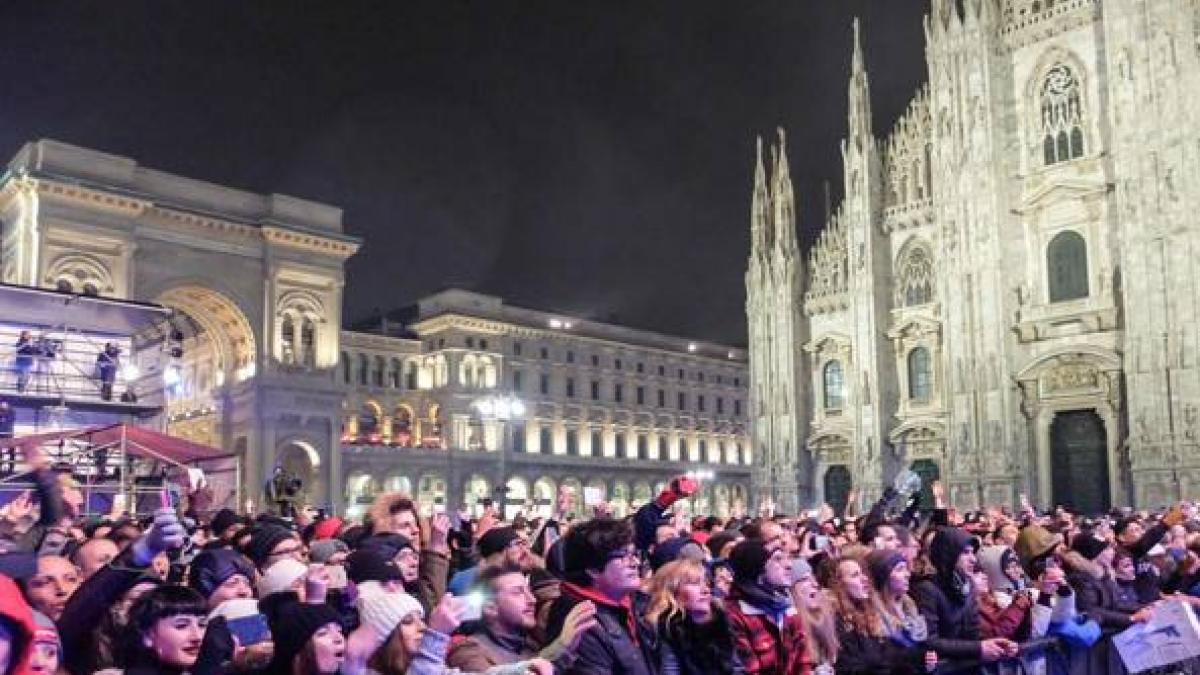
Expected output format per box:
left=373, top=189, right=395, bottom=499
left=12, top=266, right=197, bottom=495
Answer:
left=1050, top=410, right=1110, bottom=514
left=909, top=459, right=940, bottom=510
left=823, top=465, right=852, bottom=514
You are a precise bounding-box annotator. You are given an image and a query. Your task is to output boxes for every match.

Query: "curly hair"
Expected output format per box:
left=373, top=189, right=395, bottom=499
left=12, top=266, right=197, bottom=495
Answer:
left=368, top=492, right=416, bottom=532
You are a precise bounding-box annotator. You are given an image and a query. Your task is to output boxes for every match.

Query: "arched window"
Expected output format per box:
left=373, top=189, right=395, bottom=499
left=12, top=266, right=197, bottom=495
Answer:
left=357, top=354, right=369, bottom=386
left=566, top=429, right=579, bottom=456
left=1040, top=64, right=1085, bottom=165
left=908, top=347, right=932, bottom=402
left=341, top=352, right=351, bottom=383
left=1047, top=231, right=1089, bottom=302
left=896, top=243, right=934, bottom=307
left=300, top=319, right=316, bottom=367
left=281, top=316, right=296, bottom=364
left=823, top=361, right=845, bottom=411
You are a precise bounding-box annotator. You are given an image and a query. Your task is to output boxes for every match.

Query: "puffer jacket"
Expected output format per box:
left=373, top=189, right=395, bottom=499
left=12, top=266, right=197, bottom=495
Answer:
left=909, top=527, right=982, bottom=661
left=547, top=582, right=658, bottom=675
left=657, top=602, right=743, bottom=675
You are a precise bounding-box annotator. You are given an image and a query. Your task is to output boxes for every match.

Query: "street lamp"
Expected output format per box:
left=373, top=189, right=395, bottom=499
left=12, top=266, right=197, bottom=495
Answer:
left=474, top=394, right=525, bottom=516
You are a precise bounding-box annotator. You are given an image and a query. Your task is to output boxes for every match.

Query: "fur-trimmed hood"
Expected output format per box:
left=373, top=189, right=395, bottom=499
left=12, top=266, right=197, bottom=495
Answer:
left=1061, top=549, right=1105, bottom=580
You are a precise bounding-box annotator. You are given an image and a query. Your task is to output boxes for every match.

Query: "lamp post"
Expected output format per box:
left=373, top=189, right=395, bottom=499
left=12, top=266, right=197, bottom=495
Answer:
left=474, top=394, right=525, bottom=517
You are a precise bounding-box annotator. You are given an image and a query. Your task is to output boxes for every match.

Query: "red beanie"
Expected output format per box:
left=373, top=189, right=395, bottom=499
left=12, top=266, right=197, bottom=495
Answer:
left=311, top=517, right=343, bottom=541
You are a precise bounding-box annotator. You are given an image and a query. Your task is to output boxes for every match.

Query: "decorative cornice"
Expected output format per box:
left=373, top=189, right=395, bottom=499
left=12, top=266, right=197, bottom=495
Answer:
left=262, top=225, right=360, bottom=259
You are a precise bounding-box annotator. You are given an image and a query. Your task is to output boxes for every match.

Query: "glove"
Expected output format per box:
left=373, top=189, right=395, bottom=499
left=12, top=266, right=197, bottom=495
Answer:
left=131, top=507, right=187, bottom=566
left=655, top=476, right=699, bottom=508
left=191, top=615, right=234, bottom=675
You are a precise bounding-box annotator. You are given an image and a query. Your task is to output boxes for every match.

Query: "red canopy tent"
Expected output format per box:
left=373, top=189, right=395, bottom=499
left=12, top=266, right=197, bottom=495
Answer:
left=0, top=424, right=239, bottom=516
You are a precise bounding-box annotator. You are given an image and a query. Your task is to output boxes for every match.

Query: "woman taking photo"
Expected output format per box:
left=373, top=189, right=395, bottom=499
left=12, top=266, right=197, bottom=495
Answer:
left=646, top=559, right=741, bottom=675
left=831, top=554, right=933, bottom=674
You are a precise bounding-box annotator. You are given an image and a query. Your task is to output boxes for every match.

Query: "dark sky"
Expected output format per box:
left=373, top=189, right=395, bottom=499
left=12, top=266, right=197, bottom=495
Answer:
left=0, top=1, right=928, bottom=346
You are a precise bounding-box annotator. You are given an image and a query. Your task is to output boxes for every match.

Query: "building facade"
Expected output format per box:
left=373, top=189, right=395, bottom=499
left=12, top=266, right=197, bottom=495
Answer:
left=338, top=289, right=752, bottom=520
left=0, top=140, right=751, bottom=516
left=747, top=0, right=1200, bottom=515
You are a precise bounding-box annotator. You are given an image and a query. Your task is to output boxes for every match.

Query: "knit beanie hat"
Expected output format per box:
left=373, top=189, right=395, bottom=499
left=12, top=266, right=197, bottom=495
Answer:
left=31, top=610, right=59, bottom=649
left=209, top=597, right=262, bottom=623
left=188, top=548, right=256, bottom=599
left=356, top=590, right=423, bottom=637
left=245, top=526, right=298, bottom=569
left=359, top=533, right=415, bottom=561
left=866, top=549, right=906, bottom=592
left=210, top=508, right=244, bottom=536
left=345, top=547, right=404, bottom=584
left=268, top=601, right=341, bottom=673
left=1072, top=534, right=1110, bottom=561
left=478, top=527, right=520, bottom=559
left=649, top=537, right=706, bottom=571
left=258, top=558, right=308, bottom=598
left=310, top=539, right=349, bottom=564
left=311, top=517, right=344, bottom=541
left=729, top=539, right=771, bottom=583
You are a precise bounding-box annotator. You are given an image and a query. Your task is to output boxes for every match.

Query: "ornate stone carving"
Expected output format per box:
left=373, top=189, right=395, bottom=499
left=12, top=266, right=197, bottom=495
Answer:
left=1041, top=361, right=1100, bottom=394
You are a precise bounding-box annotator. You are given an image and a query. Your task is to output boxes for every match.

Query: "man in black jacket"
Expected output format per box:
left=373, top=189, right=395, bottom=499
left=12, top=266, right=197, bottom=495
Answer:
left=911, top=527, right=1017, bottom=667
left=547, top=518, right=658, bottom=675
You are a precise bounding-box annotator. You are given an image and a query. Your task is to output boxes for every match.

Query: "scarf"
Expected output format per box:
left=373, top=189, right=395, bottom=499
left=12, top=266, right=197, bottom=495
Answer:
left=733, top=579, right=793, bottom=626
left=561, top=581, right=639, bottom=645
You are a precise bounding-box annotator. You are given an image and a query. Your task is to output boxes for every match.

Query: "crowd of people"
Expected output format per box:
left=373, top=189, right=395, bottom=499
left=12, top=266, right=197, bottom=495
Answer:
left=2, top=447, right=1199, bottom=675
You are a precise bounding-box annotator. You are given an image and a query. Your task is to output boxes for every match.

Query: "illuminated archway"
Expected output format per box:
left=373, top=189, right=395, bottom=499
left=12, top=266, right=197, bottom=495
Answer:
left=154, top=285, right=257, bottom=448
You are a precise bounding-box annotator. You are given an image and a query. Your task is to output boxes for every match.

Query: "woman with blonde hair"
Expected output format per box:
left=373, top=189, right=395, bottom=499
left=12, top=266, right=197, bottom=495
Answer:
left=789, top=558, right=838, bottom=672
left=646, top=559, right=740, bottom=675
left=831, top=554, right=931, bottom=674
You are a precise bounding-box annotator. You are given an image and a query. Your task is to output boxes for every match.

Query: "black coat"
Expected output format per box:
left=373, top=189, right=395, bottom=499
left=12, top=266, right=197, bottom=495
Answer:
left=833, top=618, right=926, bottom=675
left=547, top=584, right=659, bottom=675
left=910, top=528, right=983, bottom=663
left=656, top=604, right=740, bottom=675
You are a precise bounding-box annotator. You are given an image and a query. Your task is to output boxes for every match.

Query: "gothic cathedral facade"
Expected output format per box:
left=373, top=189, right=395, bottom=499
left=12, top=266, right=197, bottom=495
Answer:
left=747, top=0, right=1200, bottom=515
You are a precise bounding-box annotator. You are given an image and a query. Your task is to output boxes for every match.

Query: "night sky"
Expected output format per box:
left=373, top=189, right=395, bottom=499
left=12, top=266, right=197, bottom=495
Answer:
left=0, top=2, right=927, bottom=346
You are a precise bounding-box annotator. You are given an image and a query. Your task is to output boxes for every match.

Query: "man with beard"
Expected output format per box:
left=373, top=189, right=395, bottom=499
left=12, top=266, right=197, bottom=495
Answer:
left=446, top=563, right=598, bottom=671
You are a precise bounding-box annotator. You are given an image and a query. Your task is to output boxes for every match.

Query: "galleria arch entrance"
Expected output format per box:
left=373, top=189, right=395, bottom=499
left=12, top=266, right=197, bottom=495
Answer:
left=153, top=285, right=258, bottom=449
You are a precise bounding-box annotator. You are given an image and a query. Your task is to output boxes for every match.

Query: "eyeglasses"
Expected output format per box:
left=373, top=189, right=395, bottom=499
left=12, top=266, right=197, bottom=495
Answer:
left=606, top=547, right=639, bottom=563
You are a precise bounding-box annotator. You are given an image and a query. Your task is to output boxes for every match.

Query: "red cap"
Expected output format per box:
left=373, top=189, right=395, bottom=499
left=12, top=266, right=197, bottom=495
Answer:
left=311, top=517, right=343, bottom=541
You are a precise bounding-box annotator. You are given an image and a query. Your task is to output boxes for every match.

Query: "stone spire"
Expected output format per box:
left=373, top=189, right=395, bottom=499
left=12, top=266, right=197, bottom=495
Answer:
left=771, top=127, right=798, bottom=259
left=847, top=18, right=873, bottom=149
left=751, top=135, right=773, bottom=254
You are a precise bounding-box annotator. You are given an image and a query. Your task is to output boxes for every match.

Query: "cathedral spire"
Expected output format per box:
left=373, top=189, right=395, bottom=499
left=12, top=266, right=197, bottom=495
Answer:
left=771, top=127, right=798, bottom=258
left=751, top=135, right=772, bottom=255
left=847, top=18, right=873, bottom=149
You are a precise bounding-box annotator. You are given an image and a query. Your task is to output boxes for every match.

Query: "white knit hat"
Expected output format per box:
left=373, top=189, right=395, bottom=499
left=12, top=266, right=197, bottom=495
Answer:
left=257, top=558, right=308, bottom=598
left=357, top=590, right=423, bottom=637
left=209, top=597, right=262, bottom=622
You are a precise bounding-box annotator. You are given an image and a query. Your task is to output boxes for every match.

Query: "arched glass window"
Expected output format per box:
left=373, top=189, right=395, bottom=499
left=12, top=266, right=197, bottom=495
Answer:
left=341, top=352, right=351, bottom=383
left=908, top=347, right=932, bottom=402
left=896, top=243, right=934, bottom=307
left=823, top=361, right=845, bottom=411
left=1041, top=64, right=1085, bottom=165
left=300, top=320, right=316, bottom=367
left=1047, top=231, right=1089, bottom=302
left=281, top=316, right=296, bottom=364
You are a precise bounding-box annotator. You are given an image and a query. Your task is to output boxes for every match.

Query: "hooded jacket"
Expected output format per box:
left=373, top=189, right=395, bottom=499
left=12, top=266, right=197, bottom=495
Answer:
left=0, top=574, right=36, bottom=675
left=909, top=528, right=982, bottom=661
